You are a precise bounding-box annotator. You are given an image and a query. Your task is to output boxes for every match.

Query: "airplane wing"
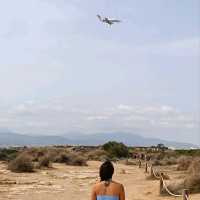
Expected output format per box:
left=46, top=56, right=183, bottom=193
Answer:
left=110, top=19, right=121, bottom=23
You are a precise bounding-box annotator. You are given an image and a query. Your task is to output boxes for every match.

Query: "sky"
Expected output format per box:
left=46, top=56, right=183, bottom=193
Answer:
left=0, top=0, right=200, bottom=145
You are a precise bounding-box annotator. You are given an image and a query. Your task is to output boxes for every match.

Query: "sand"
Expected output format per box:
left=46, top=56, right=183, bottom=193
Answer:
left=0, top=161, right=199, bottom=200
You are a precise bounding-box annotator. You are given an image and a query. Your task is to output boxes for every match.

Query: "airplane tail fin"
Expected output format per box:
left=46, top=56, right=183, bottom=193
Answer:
left=97, top=15, right=102, bottom=21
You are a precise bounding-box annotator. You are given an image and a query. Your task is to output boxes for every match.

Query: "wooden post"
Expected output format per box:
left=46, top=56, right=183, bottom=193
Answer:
left=139, top=160, right=141, bottom=168
left=159, top=175, right=163, bottom=195
left=183, top=189, right=189, bottom=200
left=150, top=165, right=153, bottom=177
left=145, top=162, right=148, bottom=173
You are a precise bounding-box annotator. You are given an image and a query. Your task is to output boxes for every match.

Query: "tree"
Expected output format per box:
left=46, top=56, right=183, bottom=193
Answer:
left=102, top=141, right=129, bottom=158
left=157, top=144, right=168, bottom=151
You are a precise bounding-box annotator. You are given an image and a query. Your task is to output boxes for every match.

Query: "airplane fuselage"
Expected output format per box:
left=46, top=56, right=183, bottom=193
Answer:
left=103, top=18, right=113, bottom=25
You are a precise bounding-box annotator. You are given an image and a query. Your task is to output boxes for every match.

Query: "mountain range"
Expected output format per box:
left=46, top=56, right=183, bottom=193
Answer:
left=0, top=131, right=199, bottom=149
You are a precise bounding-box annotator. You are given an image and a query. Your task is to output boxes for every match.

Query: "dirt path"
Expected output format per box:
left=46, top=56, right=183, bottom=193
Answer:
left=0, top=161, right=199, bottom=200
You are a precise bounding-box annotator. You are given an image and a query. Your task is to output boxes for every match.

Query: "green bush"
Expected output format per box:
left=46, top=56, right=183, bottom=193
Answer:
left=175, top=149, right=200, bottom=157
left=0, top=148, right=19, bottom=161
left=102, top=141, right=129, bottom=158
left=0, top=150, right=7, bottom=161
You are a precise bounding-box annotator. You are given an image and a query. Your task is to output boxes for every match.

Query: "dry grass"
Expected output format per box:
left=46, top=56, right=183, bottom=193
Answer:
left=23, top=147, right=48, bottom=162
left=176, top=156, right=192, bottom=171
left=68, top=155, right=88, bottom=166
left=151, top=157, right=177, bottom=166
left=86, top=149, right=108, bottom=161
left=37, top=155, right=52, bottom=168
left=151, top=159, right=162, bottom=166
left=161, top=180, right=184, bottom=195
left=161, top=157, right=177, bottom=166
left=187, top=158, right=200, bottom=175
left=118, top=159, right=137, bottom=166
left=54, top=152, right=70, bottom=163
left=146, top=170, right=170, bottom=180
left=54, top=152, right=87, bottom=166
left=184, top=158, right=200, bottom=193
left=150, top=153, right=177, bottom=166
left=165, top=158, right=200, bottom=194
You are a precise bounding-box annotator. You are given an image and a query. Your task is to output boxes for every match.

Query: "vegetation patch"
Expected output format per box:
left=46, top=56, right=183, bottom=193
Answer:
left=86, top=149, right=108, bottom=161
left=8, top=153, right=34, bottom=173
left=102, top=141, right=129, bottom=159
left=38, top=155, right=52, bottom=168
left=184, top=158, right=200, bottom=193
left=0, top=148, right=19, bottom=161
left=55, top=152, right=87, bottom=166
left=175, top=149, right=200, bottom=157
left=163, top=158, right=200, bottom=195
left=176, top=156, right=192, bottom=171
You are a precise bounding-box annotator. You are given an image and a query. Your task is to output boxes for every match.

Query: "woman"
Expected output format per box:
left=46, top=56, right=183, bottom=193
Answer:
left=91, top=160, right=125, bottom=200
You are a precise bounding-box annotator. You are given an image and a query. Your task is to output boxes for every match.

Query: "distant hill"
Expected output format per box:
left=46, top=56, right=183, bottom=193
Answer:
left=0, top=132, right=72, bottom=146
left=0, top=131, right=199, bottom=149
left=63, top=132, right=199, bottom=149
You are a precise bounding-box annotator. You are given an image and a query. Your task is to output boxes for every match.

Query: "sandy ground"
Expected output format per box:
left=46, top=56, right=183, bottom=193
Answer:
left=0, top=161, right=199, bottom=200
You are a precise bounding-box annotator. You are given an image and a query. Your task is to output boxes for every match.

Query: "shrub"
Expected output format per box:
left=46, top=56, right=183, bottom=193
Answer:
left=175, top=149, right=200, bottom=157
left=152, top=157, right=177, bottom=166
left=8, top=153, right=34, bottom=172
left=69, top=155, right=87, bottom=166
left=0, top=148, right=19, bottom=161
left=166, top=158, right=200, bottom=194
left=25, top=147, right=48, bottom=162
left=38, top=155, right=52, bottom=168
left=161, top=157, right=177, bottom=166
left=86, top=149, right=108, bottom=161
left=102, top=141, right=129, bottom=158
left=184, top=158, right=200, bottom=193
left=187, top=158, right=200, bottom=175
left=177, top=156, right=192, bottom=171
left=0, top=150, right=8, bottom=161
left=54, top=152, right=87, bottom=166
left=152, top=152, right=166, bottom=160
left=54, top=152, right=70, bottom=163
left=119, top=159, right=137, bottom=165
left=184, top=175, right=200, bottom=193
left=151, top=159, right=162, bottom=166
left=162, top=180, right=184, bottom=195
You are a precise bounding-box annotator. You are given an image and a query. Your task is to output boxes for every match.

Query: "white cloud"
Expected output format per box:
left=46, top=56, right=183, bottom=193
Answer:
left=86, top=116, right=109, bottom=121
left=117, top=104, right=133, bottom=111
left=0, top=99, right=199, bottom=144
left=1, top=100, right=199, bottom=133
left=135, top=37, right=200, bottom=57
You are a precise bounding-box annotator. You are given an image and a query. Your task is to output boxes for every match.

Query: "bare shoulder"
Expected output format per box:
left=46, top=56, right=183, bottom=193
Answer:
left=92, top=181, right=103, bottom=190
left=93, top=181, right=124, bottom=191
left=111, top=181, right=124, bottom=189
left=111, top=180, right=123, bottom=185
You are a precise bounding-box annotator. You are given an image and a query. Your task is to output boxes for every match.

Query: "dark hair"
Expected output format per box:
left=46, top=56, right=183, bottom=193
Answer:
left=99, top=160, right=114, bottom=181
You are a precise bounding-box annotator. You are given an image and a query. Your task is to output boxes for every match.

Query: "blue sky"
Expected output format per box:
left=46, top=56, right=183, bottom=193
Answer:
left=0, top=0, right=199, bottom=145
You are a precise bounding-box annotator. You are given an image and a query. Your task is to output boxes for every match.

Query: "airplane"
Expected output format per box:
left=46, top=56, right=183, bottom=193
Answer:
left=97, top=15, right=121, bottom=26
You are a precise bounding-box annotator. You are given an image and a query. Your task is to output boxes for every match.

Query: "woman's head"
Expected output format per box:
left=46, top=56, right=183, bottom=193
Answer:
left=99, top=160, right=114, bottom=181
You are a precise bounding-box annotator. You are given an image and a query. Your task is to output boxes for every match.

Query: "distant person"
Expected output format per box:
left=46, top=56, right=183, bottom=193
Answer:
left=91, top=160, right=125, bottom=200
